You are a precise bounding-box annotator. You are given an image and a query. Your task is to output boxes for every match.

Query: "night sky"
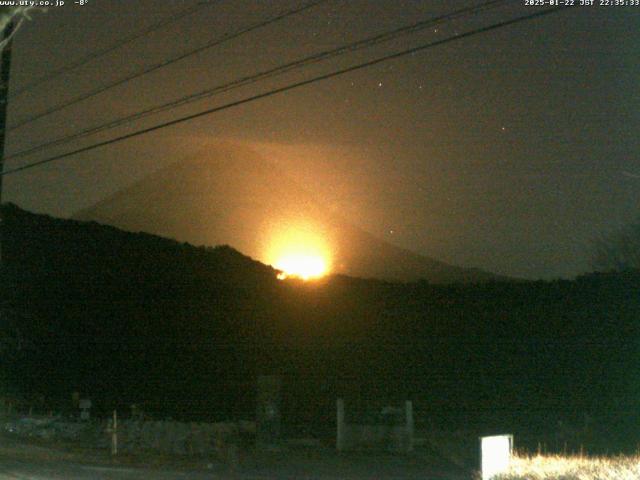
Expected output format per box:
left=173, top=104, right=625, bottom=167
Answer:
left=3, top=0, right=639, bottom=279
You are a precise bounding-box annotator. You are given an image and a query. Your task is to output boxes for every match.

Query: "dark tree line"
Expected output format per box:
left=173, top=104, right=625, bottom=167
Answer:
left=1, top=203, right=639, bottom=452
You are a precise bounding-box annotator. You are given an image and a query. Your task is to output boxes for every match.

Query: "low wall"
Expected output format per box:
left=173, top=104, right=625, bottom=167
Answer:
left=3, top=415, right=255, bottom=456
left=115, top=419, right=255, bottom=455
left=343, top=424, right=411, bottom=452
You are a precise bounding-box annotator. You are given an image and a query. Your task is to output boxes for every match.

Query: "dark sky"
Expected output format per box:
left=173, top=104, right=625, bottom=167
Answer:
left=3, top=0, right=639, bottom=279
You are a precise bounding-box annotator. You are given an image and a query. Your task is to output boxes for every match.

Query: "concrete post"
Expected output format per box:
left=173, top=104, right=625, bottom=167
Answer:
left=256, top=375, right=282, bottom=450
left=336, top=398, right=345, bottom=451
left=111, top=410, right=118, bottom=456
left=405, top=400, right=414, bottom=452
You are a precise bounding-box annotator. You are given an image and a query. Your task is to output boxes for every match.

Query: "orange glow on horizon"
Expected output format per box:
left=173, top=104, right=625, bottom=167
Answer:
left=275, top=254, right=327, bottom=280
left=265, top=221, right=331, bottom=281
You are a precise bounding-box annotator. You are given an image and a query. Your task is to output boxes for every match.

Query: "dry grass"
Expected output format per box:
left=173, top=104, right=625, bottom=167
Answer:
left=495, top=452, right=640, bottom=480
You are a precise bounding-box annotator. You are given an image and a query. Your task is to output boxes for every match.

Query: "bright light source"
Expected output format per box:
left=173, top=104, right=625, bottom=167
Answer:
left=480, top=434, right=513, bottom=480
left=275, top=254, right=327, bottom=280
left=265, top=220, right=331, bottom=281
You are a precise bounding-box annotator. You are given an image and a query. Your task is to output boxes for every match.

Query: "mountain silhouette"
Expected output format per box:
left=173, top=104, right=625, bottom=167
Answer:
left=74, top=141, right=500, bottom=283
left=2, top=203, right=639, bottom=450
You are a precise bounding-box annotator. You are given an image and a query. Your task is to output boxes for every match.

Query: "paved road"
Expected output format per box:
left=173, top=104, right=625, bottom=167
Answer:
left=0, top=455, right=470, bottom=480
left=0, top=460, right=223, bottom=479
left=0, top=437, right=471, bottom=479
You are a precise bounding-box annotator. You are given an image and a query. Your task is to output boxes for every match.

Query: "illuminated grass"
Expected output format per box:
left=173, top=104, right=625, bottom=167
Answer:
left=495, top=453, right=640, bottom=480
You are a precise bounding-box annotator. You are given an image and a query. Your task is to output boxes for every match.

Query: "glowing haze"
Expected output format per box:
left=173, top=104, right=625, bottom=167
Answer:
left=265, top=221, right=332, bottom=280
left=275, top=254, right=327, bottom=280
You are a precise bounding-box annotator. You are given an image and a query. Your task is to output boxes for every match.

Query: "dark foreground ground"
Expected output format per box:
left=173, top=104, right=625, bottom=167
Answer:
left=0, top=435, right=470, bottom=479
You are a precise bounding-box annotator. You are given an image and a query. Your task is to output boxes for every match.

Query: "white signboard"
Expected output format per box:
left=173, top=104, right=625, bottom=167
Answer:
left=480, top=434, right=513, bottom=480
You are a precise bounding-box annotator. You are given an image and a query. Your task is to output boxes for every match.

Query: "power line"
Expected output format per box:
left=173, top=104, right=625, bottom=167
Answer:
left=5, top=0, right=509, bottom=162
left=8, top=0, right=329, bottom=130
left=1, top=6, right=572, bottom=177
left=11, top=1, right=213, bottom=98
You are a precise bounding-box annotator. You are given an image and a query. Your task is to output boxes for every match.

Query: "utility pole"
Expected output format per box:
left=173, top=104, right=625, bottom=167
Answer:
left=0, top=17, right=15, bottom=265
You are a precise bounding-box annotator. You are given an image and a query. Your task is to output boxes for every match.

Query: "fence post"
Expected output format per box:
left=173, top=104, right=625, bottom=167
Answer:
left=111, top=410, right=118, bottom=456
left=405, top=400, right=414, bottom=452
left=336, top=398, right=345, bottom=451
left=256, top=375, right=282, bottom=450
